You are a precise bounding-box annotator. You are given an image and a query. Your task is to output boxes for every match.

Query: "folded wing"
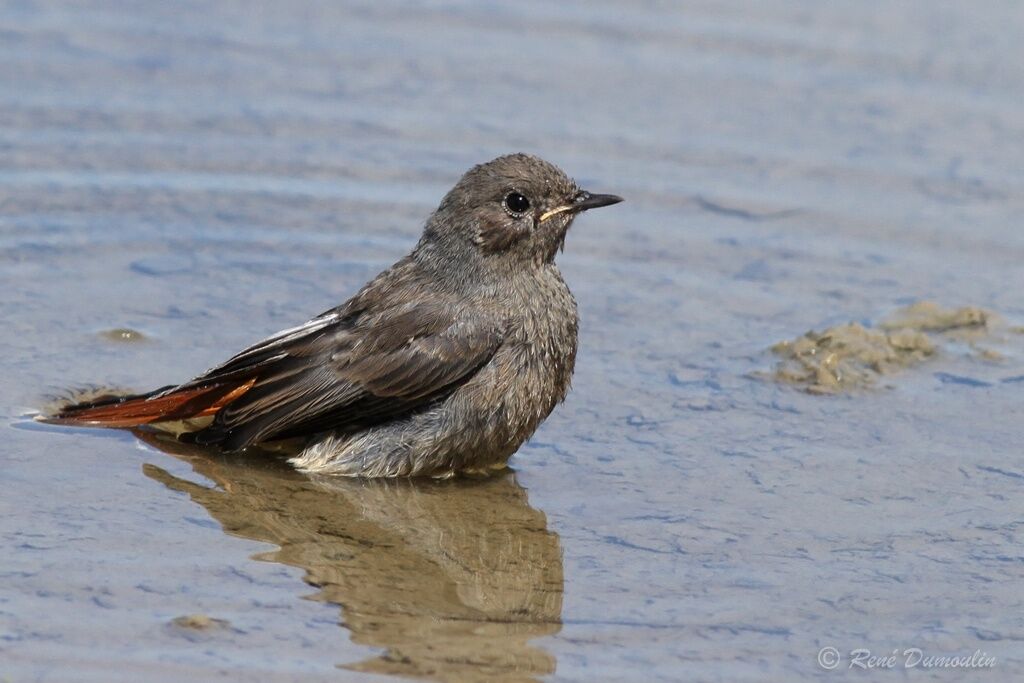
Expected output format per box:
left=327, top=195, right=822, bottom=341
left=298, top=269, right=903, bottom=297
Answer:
left=52, top=293, right=504, bottom=451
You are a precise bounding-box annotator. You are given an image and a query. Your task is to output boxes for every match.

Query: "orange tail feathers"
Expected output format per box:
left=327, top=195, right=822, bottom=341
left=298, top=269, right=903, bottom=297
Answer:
left=44, top=380, right=255, bottom=429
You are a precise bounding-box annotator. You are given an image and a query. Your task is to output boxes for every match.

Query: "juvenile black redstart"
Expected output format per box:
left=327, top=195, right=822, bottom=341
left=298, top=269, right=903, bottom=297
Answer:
left=48, top=154, right=622, bottom=477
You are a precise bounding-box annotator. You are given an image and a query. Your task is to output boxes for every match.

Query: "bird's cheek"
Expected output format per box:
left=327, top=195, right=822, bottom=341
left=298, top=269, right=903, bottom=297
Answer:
left=476, top=217, right=528, bottom=253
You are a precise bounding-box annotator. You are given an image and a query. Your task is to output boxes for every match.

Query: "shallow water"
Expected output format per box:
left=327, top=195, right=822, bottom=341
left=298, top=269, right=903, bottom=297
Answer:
left=2, top=2, right=1024, bottom=681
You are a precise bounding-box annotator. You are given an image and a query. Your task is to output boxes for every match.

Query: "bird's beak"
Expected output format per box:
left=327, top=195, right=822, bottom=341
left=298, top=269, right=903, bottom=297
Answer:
left=540, top=190, right=623, bottom=222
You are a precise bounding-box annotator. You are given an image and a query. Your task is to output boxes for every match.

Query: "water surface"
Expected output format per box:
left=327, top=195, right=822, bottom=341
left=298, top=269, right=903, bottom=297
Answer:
left=2, top=2, right=1023, bottom=681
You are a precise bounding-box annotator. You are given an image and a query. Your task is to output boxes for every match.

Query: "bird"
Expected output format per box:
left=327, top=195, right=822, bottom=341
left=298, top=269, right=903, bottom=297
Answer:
left=46, top=153, right=623, bottom=477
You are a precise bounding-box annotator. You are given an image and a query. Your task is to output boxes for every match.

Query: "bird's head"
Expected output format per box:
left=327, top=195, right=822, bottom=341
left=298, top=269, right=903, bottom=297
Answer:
left=419, top=154, right=622, bottom=274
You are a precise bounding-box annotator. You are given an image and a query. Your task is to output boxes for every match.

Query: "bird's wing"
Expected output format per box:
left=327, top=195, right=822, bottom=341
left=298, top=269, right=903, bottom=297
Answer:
left=181, top=296, right=505, bottom=450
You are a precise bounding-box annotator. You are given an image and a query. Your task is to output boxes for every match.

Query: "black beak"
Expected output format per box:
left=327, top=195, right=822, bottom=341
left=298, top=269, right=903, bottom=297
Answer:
left=572, top=191, right=624, bottom=212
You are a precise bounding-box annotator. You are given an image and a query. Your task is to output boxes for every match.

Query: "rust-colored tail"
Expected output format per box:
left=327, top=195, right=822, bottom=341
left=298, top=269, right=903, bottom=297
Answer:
left=44, top=380, right=255, bottom=429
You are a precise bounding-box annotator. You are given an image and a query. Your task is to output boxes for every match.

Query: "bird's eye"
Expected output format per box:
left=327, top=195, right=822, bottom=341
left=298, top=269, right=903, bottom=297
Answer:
left=503, top=191, right=531, bottom=216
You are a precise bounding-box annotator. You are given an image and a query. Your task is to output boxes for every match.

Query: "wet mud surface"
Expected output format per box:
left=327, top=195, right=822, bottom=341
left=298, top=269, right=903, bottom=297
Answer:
left=2, top=2, right=1023, bottom=682
left=767, top=302, right=1012, bottom=393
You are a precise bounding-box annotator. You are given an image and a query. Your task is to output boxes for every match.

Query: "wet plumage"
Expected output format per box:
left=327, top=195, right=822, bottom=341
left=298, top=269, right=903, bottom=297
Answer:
left=48, top=154, right=622, bottom=477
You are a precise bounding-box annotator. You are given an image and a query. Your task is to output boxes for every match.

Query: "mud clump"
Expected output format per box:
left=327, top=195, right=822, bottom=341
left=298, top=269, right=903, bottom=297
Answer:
left=98, top=328, right=148, bottom=343
left=769, top=302, right=991, bottom=394
left=770, top=324, right=935, bottom=394
left=170, top=614, right=229, bottom=630
left=166, top=613, right=234, bottom=643
left=879, top=301, right=988, bottom=334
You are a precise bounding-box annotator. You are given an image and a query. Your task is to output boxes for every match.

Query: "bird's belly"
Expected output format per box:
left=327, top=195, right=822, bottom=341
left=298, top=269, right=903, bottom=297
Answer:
left=447, top=333, right=575, bottom=461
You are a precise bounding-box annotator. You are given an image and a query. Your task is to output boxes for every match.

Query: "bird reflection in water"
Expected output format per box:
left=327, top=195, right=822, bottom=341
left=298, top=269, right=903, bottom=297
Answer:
left=137, top=432, right=564, bottom=682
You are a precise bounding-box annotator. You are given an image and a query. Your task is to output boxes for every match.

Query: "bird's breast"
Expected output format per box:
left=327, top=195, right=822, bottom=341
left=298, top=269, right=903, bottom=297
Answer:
left=478, top=270, right=578, bottom=430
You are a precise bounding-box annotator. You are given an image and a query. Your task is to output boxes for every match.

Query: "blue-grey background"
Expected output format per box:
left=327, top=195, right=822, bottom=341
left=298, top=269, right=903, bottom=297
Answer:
left=1, top=2, right=1022, bottom=681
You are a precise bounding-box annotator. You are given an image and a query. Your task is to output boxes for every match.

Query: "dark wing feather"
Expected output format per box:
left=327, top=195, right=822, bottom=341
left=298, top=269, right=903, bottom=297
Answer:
left=183, top=298, right=504, bottom=450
